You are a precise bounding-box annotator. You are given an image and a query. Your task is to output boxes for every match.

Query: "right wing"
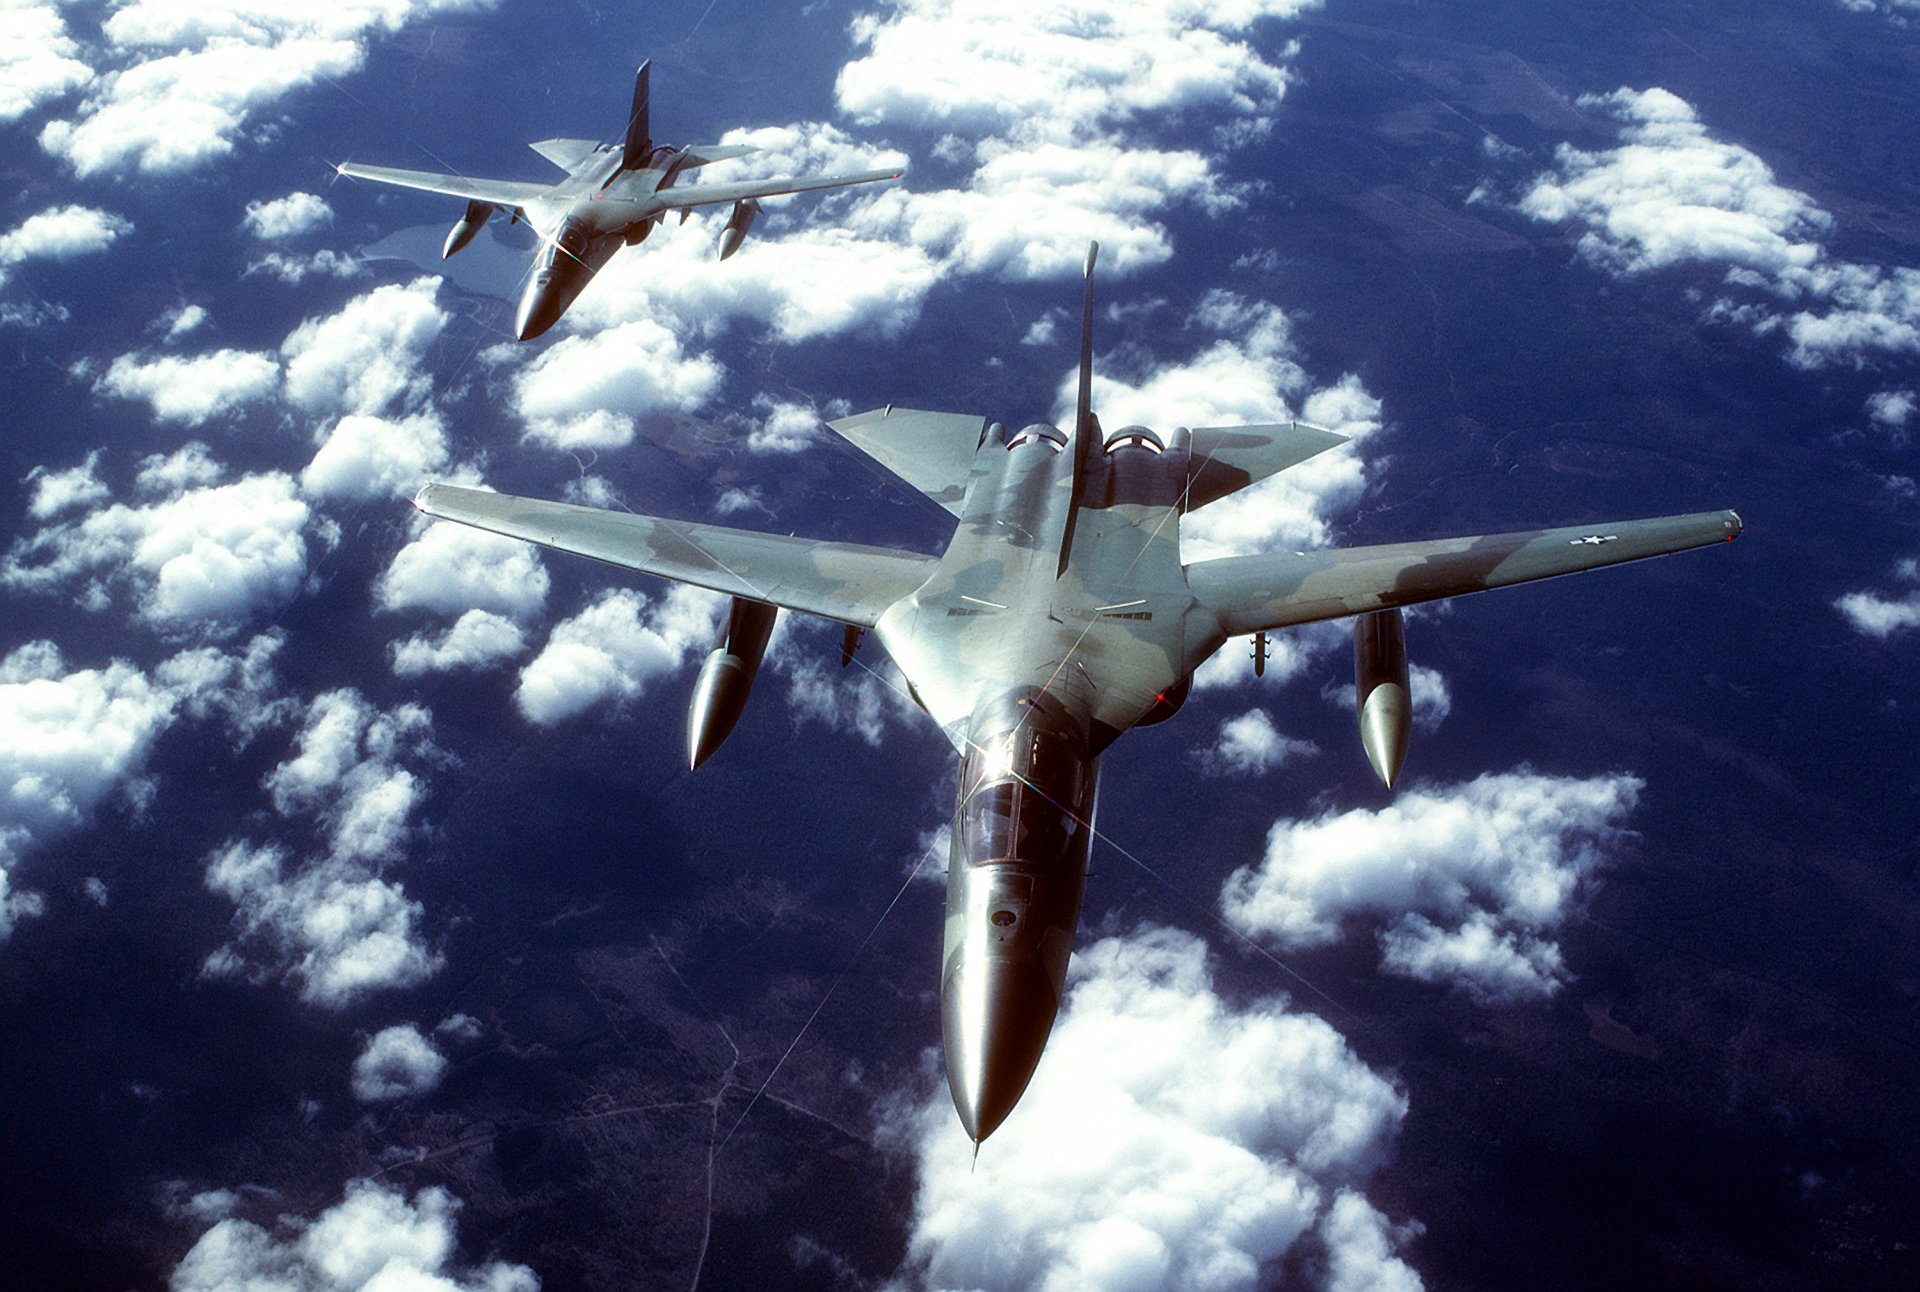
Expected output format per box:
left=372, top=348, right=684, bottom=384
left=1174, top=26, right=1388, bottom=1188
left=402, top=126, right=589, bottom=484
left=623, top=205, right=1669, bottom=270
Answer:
left=336, top=163, right=552, bottom=208
left=653, top=166, right=904, bottom=210
left=828, top=406, right=991, bottom=517
left=1189, top=510, right=1744, bottom=636
left=414, top=483, right=936, bottom=627
left=1186, top=422, right=1349, bottom=509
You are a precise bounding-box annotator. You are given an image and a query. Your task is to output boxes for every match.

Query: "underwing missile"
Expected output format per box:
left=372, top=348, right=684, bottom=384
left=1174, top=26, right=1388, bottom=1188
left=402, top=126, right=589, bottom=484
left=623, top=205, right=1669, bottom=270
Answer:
left=442, top=199, right=495, bottom=259
left=717, top=197, right=760, bottom=261
left=686, top=598, right=778, bottom=769
left=1354, top=607, right=1411, bottom=788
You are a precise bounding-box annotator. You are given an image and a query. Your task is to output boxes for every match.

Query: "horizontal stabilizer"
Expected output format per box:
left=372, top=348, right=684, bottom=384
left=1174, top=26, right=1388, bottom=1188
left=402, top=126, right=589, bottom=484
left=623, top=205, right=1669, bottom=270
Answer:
left=1189, top=510, right=1744, bottom=636
left=335, top=162, right=550, bottom=209
left=1186, top=422, right=1349, bottom=510
left=529, top=137, right=600, bottom=171
left=828, top=407, right=990, bottom=517
left=677, top=144, right=761, bottom=169
left=414, top=483, right=936, bottom=627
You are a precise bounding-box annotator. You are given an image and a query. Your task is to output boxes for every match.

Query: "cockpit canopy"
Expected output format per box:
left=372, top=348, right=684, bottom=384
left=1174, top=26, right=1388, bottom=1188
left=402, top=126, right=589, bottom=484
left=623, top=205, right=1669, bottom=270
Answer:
left=553, top=218, right=593, bottom=261
left=957, top=691, right=1096, bottom=868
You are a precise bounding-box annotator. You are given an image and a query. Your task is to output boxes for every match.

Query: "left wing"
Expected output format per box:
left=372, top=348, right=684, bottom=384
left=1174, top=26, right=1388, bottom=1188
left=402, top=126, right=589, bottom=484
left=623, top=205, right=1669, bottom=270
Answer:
left=1188, top=510, right=1743, bottom=636
left=415, top=483, right=936, bottom=627
left=676, top=144, right=761, bottom=168
left=336, top=163, right=552, bottom=208
left=653, top=166, right=904, bottom=211
left=828, top=406, right=991, bottom=517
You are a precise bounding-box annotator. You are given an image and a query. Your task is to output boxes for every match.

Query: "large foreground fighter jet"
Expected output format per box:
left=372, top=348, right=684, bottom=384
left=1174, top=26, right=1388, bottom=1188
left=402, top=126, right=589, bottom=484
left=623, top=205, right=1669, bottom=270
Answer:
left=413, top=245, right=1742, bottom=1142
left=337, top=60, right=902, bottom=339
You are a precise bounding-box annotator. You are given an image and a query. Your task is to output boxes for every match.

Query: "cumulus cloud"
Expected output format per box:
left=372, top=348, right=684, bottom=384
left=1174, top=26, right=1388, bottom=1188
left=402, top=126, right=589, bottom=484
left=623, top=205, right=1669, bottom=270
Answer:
left=203, top=842, right=441, bottom=1008
left=301, top=411, right=448, bottom=502
left=513, top=587, right=717, bottom=725
left=137, top=441, right=225, bottom=494
left=24, top=451, right=109, bottom=519
left=834, top=0, right=1316, bottom=279
left=351, top=1023, right=447, bottom=1102
left=1835, top=557, right=1920, bottom=637
left=0, top=2, right=90, bottom=125
left=0, top=206, right=132, bottom=283
left=4, top=465, right=314, bottom=638
left=390, top=609, right=527, bottom=676
left=1222, top=771, right=1642, bottom=1003
left=162, top=303, right=209, bottom=340
left=746, top=397, right=822, bottom=454
left=264, top=688, right=431, bottom=864
left=1866, top=388, right=1915, bottom=434
left=1517, top=87, right=1920, bottom=367
left=40, top=1, right=501, bottom=178
left=170, top=1178, right=537, bottom=1292
left=376, top=517, right=550, bottom=622
left=0, top=634, right=292, bottom=938
left=1193, top=709, right=1318, bottom=776
left=94, top=348, right=279, bottom=425
left=882, top=926, right=1417, bottom=1292
left=242, top=191, right=331, bottom=240
left=281, top=277, right=446, bottom=416
left=244, top=248, right=365, bottom=284
left=156, top=631, right=295, bottom=741
left=509, top=318, right=723, bottom=450
left=0, top=644, right=177, bottom=937
left=777, top=653, right=915, bottom=747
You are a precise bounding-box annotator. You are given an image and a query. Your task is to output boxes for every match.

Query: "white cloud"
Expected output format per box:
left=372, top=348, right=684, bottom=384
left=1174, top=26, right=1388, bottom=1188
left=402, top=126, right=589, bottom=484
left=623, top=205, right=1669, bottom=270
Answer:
left=1193, top=708, right=1318, bottom=776
left=264, top=688, right=431, bottom=864
left=137, top=441, right=225, bottom=494
left=833, top=0, right=1316, bottom=281
left=242, top=191, right=331, bottom=240
left=390, top=609, right=527, bottom=676
left=514, top=587, right=717, bottom=725
left=1517, top=87, right=1920, bottom=367
left=1322, top=663, right=1453, bottom=733
left=0, top=3, right=90, bottom=125
left=0, top=206, right=132, bottom=280
left=746, top=398, right=821, bottom=454
left=351, top=1023, right=447, bottom=1102
left=281, top=277, right=446, bottom=416
left=1222, top=771, right=1642, bottom=1003
left=4, top=466, right=314, bottom=638
left=170, top=1178, right=537, bottom=1292
left=1866, top=388, right=1915, bottom=430
left=24, top=451, right=109, bottom=519
left=0, top=644, right=179, bottom=938
left=376, top=517, right=550, bottom=622
left=301, top=411, right=448, bottom=502
left=1835, top=557, right=1920, bottom=637
left=94, top=349, right=279, bottom=425
left=882, top=926, right=1417, bottom=1292
left=41, top=1, right=501, bottom=178
left=162, top=303, right=208, bottom=340
left=509, top=318, right=723, bottom=450
left=156, top=631, right=295, bottom=741
left=203, top=842, right=442, bottom=1008
left=245, top=248, right=365, bottom=284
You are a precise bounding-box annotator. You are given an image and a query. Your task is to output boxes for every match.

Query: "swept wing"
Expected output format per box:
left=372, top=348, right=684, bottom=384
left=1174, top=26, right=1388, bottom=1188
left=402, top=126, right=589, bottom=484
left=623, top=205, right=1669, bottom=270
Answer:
left=414, top=483, right=936, bottom=627
left=1189, top=510, right=1744, bottom=635
left=653, top=166, right=904, bottom=211
left=335, top=162, right=552, bottom=208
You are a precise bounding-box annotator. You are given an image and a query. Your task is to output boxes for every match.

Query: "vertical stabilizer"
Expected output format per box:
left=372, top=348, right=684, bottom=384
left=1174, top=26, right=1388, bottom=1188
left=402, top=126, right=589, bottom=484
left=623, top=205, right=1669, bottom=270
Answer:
left=623, top=59, right=652, bottom=164
left=1057, top=241, right=1100, bottom=577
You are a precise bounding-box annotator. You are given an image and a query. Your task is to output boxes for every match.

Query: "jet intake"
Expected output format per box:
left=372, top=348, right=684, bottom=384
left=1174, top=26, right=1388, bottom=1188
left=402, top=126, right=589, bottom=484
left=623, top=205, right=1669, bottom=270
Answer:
left=1353, top=608, right=1411, bottom=787
left=442, top=199, right=495, bottom=259
left=717, top=198, right=760, bottom=261
left=686, top=598, right=779, bottom=769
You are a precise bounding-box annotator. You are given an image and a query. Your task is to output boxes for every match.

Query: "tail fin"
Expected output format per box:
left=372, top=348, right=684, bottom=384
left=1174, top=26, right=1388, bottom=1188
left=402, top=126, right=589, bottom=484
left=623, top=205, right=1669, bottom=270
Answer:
left=1057, top=241, right=1100, bottom=577
left=623, top=59, right=652, bottom=164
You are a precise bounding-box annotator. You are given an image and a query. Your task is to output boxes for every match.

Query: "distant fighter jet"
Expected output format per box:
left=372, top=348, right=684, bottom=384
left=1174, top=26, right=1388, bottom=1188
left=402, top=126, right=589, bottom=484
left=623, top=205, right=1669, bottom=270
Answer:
left=337, top=60, right=903, bottom=339
left=413, top=245, right=1742, bottom=1143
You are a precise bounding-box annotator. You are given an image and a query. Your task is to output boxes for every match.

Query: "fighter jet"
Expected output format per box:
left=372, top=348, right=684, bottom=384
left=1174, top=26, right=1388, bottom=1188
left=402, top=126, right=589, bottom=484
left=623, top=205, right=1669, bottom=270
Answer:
left=411, top=244, right=1742, bottom=1143
left=336, top=60, right=903, bottom=340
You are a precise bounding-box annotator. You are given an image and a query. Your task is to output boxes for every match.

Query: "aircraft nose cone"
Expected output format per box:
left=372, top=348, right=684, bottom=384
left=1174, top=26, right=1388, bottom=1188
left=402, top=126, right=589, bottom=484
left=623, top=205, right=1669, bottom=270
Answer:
left=942, top=957, right=1059, bottom=1143
left=515, top=280, right=564, bottom=341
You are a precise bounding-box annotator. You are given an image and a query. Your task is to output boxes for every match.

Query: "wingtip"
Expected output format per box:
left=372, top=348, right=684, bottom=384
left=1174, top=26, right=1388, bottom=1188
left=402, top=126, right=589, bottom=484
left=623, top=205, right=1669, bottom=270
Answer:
left=412, top=482, right=437, bottom=514
left=1723, top=509, right=1744, bottom=540
left=1084, top=241, right=1099, bottom=278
